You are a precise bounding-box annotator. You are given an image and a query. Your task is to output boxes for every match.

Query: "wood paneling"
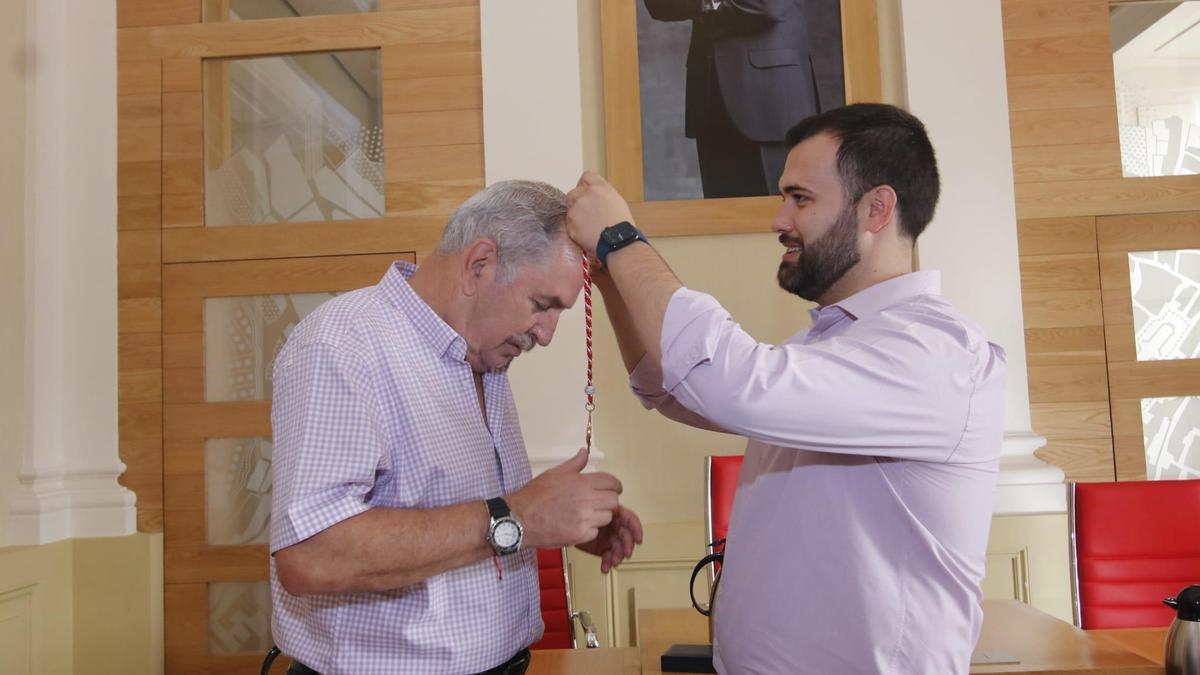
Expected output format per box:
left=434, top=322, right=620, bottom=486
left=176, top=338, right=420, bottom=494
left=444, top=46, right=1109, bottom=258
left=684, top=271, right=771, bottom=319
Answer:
left=1004, top=32, right=1112, bottom=77
left=118, top=0, right=197, bottom=29
left=1007, top=71, right=1116, bottom=112
left=118, top=8, right=480, bottom=60
left=121, top=4, right=486, bottom=669
left=1001, top=0, right=1110, bottom=41
left=1019, top=253, right=1100, bottom=292
left=1003, top=0, right=1200, bottom=484
left=163, top=220, right=440, bottom=262
left=1009, top=107, right=1117, bottom=148
left=1011, top=143, right=1121, bottom=183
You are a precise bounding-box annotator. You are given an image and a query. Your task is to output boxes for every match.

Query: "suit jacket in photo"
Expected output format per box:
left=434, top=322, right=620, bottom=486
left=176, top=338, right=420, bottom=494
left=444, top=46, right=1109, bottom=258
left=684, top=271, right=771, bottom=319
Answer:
left=645, top=0, right=821, bottom=143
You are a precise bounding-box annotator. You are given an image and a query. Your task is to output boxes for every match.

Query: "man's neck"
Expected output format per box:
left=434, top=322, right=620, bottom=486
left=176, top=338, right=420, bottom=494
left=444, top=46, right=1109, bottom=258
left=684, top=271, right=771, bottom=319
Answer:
left=817, top=254, right=914, bottom=307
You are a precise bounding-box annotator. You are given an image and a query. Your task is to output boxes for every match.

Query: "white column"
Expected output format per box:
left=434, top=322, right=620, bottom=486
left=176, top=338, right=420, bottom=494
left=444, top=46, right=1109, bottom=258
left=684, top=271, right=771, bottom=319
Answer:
left=480, top=0, right=596, bottom=473
left=9, top=0, right=136, bottom=544
left=899, top=0, right=1065, bottom=514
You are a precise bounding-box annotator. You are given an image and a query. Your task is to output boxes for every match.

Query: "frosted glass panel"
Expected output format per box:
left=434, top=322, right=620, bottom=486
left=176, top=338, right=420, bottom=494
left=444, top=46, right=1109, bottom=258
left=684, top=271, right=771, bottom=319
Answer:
left=208, top=582, right=272, bottom=656
left=206, top=0, right=380, bottom=22
left=204, top=50, right=384, bottom=225
left=1111, top=2, right=1200, bottom=177
left=204, top=293, right=335, bottom=402
left=1128, top=249, right=1200, bottom=361
left=206, top=437, right=273, bottom=545
left=1142, top=396, right=1200, bottom=480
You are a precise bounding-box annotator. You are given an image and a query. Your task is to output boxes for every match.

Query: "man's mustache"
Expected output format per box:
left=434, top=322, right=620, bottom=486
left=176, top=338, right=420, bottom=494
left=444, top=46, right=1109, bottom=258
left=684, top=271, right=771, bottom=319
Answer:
left=510, top=333, right=537, bottom=352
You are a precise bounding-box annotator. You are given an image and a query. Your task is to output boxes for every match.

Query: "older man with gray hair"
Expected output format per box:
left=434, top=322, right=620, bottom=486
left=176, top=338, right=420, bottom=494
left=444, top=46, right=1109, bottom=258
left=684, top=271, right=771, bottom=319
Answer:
left=269, top=180, right=643, bottom=675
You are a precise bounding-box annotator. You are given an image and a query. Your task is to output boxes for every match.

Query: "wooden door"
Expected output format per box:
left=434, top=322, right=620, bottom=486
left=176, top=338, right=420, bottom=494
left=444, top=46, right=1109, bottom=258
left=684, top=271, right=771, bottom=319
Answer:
left=117, top=2, right=484, bottom=670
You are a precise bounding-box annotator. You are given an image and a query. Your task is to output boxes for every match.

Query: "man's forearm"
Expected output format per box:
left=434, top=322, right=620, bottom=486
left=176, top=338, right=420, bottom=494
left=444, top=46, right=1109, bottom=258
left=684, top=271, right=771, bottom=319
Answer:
left=275, top=501, right=491, bottom=596
left=594, top=272, right=648, bottom=374
left=603, top=243, right=683, bottom=367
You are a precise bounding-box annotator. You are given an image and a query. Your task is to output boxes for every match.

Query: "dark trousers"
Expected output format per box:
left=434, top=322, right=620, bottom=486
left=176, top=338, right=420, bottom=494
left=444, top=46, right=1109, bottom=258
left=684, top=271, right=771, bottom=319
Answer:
left=693, top=68, right=789, bottom=199
left=287, top=648, right=531, bottom=675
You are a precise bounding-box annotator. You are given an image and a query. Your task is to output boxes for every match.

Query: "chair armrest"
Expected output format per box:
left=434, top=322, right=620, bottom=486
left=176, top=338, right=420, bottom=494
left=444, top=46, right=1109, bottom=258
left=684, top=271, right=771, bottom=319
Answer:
left=570, top=610, right=601, bottom=648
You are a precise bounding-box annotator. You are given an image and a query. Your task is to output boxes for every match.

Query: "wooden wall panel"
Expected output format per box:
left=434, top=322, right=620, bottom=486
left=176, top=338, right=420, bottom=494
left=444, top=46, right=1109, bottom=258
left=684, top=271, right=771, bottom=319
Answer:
left=1003, top=0, right=1200, bottom=484
left=1017, top=212, right=1113, bottom=480
left=118, top=58, right=164, bottom=530
left=119, top=5, right=486, bottom=670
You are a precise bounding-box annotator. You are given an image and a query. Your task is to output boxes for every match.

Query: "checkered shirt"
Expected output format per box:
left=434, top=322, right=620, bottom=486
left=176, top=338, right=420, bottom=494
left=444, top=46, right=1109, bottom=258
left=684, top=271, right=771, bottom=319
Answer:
left=269, top=261, right=542, bottom=674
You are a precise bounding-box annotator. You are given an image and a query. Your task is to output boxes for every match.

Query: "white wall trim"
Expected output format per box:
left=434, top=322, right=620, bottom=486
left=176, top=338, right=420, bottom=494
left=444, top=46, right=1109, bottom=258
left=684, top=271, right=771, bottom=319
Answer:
left=8, top=0, right=135, bottom=545
left=899, top=0, right=1066, bottom=514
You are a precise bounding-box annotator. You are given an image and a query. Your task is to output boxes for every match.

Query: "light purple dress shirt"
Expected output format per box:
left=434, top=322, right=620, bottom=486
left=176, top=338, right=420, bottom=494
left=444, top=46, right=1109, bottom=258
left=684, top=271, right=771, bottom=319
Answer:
left=631, top=271, right=1006, bottom=674
left=269, top=261, right=541, bottom=675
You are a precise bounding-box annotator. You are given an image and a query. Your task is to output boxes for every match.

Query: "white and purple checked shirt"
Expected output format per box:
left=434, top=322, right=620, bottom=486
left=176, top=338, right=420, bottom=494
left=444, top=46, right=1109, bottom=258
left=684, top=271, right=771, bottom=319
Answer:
left=269, top=261, right=541, bottom=675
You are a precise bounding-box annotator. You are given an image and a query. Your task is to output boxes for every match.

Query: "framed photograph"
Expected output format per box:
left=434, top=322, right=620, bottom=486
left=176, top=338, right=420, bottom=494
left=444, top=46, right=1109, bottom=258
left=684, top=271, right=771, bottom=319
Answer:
left=602, top=0, right=882, bottom=236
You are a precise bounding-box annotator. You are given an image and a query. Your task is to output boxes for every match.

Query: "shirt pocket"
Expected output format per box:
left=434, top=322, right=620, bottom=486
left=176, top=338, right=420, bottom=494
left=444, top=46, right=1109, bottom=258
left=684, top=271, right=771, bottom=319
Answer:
left=748, top=47, right=802, bottom=69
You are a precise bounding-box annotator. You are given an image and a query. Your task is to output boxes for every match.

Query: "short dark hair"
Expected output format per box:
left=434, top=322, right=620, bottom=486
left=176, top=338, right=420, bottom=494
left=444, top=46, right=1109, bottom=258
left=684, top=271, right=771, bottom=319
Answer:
left=785, top=103, right=940, bottom=241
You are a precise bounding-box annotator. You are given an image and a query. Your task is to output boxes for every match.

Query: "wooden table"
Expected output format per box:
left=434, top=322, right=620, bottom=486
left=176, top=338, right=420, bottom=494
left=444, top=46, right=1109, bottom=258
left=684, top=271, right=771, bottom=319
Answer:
left=526, top=647, right=640, bottom=675
left=637, top=600, right=1165, bottom=674
left=1090, top=628, right=1169, bottom=666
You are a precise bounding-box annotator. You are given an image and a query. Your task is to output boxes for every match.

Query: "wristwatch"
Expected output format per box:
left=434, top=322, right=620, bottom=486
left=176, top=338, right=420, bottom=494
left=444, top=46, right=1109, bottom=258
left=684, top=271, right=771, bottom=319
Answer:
left=485, top=497, right=523, bottom=556
left=595, top=221, right=649, bottom=266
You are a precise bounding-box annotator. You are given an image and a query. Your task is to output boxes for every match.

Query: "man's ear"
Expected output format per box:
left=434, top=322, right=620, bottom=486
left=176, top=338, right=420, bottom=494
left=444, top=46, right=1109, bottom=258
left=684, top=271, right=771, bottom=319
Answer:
left=461, top=239, right=498, bottom=296
left=864, top=185, right=898, bottom=235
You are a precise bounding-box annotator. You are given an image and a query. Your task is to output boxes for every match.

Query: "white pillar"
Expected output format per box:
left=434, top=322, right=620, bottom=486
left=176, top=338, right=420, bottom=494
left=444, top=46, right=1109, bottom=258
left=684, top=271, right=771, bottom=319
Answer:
left=8, top=0, right=135, bottom=544
left=480, top=0, right=596, bottom=473
left=899, top=0, right=1065, bottom=514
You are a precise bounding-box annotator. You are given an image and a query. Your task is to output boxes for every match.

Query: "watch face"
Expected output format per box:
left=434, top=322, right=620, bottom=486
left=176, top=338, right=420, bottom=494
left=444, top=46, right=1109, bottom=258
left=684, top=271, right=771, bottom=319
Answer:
left=493, top=519, right=521, bottom=549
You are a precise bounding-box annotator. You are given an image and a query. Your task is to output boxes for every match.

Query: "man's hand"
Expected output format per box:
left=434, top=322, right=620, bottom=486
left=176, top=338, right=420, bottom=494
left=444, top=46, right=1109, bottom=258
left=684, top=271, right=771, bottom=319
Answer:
left=566, top=171, right=635, bottom=257
left=576, top=505, right=644, bottom=573
left=507, top=448, right=623, bottom=549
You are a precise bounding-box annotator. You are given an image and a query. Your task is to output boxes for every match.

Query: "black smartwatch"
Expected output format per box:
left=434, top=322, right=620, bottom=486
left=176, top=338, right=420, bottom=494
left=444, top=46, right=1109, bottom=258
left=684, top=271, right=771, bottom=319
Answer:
left=595, top=221, right=649, bottom=266
left=485, top=497, right=523, bottom=556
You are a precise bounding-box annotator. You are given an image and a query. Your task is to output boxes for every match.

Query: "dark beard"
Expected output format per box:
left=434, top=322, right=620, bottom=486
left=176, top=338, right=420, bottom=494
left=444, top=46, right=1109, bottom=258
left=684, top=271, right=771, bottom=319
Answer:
left=777, top=204, right=861, bottom=302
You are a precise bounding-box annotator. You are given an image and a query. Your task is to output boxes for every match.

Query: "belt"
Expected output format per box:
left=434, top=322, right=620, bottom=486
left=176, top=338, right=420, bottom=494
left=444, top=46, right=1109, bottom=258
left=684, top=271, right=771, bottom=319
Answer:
left=287, top=648, right=532, bottom=675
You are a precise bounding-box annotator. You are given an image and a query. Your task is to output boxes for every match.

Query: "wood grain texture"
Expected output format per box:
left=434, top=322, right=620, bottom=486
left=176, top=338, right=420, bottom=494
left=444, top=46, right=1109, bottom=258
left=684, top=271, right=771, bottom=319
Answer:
left=1018, top=253, right=1100, bottom=292
left=1001, top=0, right=1110, bottom=41
left=1017, top=217, right=1097, bottom=255
left=119, top=8, right=480, bottom=60
left=163, top=222, right=430, bottom=262
left=118, top=0, right=197, bottom=29
left=1009, top=107, right=1118, bottom=149
left=1011, top=143, right=1121, bottom=183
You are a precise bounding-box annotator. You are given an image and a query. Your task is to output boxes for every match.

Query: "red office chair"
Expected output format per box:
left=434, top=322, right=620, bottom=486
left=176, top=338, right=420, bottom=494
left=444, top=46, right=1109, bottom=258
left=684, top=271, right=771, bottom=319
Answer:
left=531, top=548, right=599, bottom=649
left=1069, top=479, right=1200, bottom=629
left=704, top=455, right=744, bottom=581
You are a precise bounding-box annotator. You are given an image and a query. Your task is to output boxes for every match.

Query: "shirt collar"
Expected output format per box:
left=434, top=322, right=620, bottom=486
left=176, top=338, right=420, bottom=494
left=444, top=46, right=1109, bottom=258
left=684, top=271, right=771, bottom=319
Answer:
left=825, top=270, right=942, bottom=321
left=377, top=261, right=468, bottom=363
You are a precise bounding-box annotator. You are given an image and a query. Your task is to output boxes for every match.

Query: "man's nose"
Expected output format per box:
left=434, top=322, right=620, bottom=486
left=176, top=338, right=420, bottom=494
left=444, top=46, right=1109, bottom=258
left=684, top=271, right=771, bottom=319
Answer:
left=771, top=203, right=793, bottom=234
left=535, top=311, right=560, bottom=346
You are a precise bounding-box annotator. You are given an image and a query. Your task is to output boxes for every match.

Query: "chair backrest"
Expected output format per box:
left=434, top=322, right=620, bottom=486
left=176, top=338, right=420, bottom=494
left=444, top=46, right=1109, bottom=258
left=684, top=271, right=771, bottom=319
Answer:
left=706, top=455, right=744, bottom=547
left=1069, top=479, right=1200, bottom=629
left=531, top=548, right=574, bottom=650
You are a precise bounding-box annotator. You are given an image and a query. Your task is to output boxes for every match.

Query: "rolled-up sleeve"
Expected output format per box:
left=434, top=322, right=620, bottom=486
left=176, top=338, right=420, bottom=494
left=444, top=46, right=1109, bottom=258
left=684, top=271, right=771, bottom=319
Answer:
left=629, top=348, right=730, bottom=434
left=269, top=342, right=386, bottom=554
left=658, top=288, right=986, bottom=462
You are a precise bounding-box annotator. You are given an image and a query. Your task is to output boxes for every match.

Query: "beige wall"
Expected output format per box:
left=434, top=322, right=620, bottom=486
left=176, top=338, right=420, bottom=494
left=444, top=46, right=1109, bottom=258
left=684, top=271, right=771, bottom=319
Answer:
left=0, top=535, right=164, bottom=675
left=0, top=0, right=27, bottom=549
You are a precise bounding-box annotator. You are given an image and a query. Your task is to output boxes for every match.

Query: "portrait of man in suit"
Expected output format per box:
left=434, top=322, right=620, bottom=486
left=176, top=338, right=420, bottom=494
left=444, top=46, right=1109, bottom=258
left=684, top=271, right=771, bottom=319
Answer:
left=637, top=0, right=845, bottom=201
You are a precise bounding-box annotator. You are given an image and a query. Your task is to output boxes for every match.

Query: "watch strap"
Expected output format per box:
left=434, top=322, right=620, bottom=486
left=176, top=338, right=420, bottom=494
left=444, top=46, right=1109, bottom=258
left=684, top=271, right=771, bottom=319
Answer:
left=486, top=497, right=510, bottom=520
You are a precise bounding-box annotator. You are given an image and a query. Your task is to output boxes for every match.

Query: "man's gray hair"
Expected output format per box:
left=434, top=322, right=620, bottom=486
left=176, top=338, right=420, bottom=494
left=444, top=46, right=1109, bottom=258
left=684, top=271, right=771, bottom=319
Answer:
left=436, top=180, right=573, bottom=283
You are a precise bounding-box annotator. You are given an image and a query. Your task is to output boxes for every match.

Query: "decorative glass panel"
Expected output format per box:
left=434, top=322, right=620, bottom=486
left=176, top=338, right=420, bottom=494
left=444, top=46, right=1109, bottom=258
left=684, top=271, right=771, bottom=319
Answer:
left=204, top=293, right=336, bottom=402
left=1128, top=249, right=1200, bottom=361
left=1111, top=2, right=1200, bottom=177
left=207, top=437, right=273, bottom=545
left=208, top=582, right=272, bottom=656
left=1142, top=396, right=1200, bottom=480
left=204, top=50, right=384, bottom=225
left=205, top=0, right=380, bottom=22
